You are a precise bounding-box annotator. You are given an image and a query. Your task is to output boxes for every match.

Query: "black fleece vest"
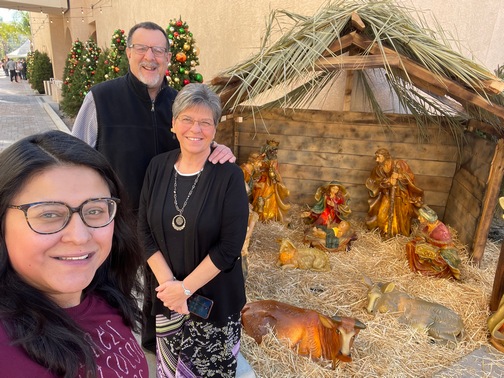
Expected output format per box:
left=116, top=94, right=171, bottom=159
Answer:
left=92, top=72, right=179, bottom=211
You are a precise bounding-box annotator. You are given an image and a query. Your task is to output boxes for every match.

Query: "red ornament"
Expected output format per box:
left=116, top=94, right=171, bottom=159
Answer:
left=176, top=20, right=183, bottom=27
left=183, top=79, right=190, bottom=85
left=116, top=38, right=121, bottom=43
left=174, top=32, right=179, bottom=38
left=121, top=29, right=125, bottom=33
left=165, top=70, right=170, bottom=76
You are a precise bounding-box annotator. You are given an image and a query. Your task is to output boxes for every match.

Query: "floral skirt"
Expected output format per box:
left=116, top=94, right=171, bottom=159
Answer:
left=155, top=312, right=241, bottom=377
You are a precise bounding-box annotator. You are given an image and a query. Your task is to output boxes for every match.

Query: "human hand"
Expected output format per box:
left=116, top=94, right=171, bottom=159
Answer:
left=209, top=142, right=236, bottom=164
left=156, top=280, right=190, bottom=314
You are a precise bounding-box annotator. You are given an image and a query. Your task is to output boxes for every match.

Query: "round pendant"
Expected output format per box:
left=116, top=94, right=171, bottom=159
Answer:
left=172, top=214, right=186, bottom=231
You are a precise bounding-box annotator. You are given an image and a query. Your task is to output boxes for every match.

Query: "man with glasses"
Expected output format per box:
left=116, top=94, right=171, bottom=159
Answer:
left=72, top=21, right=235, bottom=354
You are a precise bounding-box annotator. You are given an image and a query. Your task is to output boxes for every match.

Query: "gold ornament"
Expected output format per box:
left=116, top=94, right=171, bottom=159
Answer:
left=183, top=43, right=191, bottom=51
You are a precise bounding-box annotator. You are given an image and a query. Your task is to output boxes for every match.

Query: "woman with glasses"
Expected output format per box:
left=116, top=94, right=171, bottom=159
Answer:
left=138, top=83, right=249, bottom=377
left=0, top=130, right=148, bottom=377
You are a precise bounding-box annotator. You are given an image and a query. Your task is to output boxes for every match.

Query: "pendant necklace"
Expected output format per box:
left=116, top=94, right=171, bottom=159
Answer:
left=172, top=167, right=203, bottom=231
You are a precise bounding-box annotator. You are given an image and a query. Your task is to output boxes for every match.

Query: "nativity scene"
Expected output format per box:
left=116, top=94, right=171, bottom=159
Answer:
left=210, top=0, right=504, bottom=375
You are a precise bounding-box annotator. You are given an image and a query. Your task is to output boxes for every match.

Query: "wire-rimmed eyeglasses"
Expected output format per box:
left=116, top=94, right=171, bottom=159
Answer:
left=128, top=43, right=168, bottom=57
left=177, top=116, right=215, bottom=129
left=8, top=197, right=120, bottom=235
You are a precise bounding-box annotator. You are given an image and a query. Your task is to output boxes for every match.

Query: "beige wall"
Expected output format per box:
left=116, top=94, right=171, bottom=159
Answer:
left=30, top=0, right=504, bottom=110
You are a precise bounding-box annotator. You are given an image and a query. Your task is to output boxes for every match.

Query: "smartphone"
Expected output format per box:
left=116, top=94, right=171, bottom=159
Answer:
left=188, top=294, right=214, bottom=319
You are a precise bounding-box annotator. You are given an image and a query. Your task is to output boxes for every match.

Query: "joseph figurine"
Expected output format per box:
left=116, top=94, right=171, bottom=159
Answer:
left=365, top=148, right=424, bottom=238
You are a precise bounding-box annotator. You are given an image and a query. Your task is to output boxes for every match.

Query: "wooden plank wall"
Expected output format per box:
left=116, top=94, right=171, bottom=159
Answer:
left=444, top=134, right=495, bottom=246
left=215, top=109, right=492, bottom=246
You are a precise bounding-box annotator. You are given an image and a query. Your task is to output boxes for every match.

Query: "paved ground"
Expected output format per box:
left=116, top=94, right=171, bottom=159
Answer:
left=0, top=75, right=69, bottom=152
left=1, top=73, right=503, bottom=377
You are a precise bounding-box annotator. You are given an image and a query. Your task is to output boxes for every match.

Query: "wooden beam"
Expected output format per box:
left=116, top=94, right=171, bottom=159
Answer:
left=324, top=33, right=358, bottom=57
left=315, top=54, right=399, bottom=70
left=472, top=138, right=504, bottom=264
left=351, top=12, right=366, bottom=31
left=349, top=33, right=504, bottom=121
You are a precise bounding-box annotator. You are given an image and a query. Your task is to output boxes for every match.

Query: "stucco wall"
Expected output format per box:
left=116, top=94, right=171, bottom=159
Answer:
left=30, top=0, right=504, bottom=111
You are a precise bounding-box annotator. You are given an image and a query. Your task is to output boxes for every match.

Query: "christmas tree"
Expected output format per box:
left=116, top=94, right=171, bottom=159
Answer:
left=105, top=29, right=128, bottom=80
left=60, top=39, right=85, bottom=117
left=80, top=38, right=101, bottom=97
left=166, top=18, right=204, bottom=90
left=60, top=38, right=101, bottom=117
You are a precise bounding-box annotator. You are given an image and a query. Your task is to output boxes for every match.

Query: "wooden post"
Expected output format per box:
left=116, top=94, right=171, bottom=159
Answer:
left=472, top=139, right=504, bottom=264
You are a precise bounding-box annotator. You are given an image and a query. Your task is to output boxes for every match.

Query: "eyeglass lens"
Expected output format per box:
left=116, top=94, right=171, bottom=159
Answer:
left=131, top=44, right=167, bottom=57
left=26, top=199, right=117, bottom=234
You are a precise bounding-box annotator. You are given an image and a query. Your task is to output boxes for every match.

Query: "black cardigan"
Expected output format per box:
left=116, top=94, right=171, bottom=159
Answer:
left=138, top=150, right=249, bottom=323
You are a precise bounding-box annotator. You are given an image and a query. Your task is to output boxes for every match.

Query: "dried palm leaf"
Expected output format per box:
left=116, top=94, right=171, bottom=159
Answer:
left=210, top=0, right=504, bottom=132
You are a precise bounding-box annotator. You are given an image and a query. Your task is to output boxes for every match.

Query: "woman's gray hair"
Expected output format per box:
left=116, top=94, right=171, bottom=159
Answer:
left=172, top=83, right=222, bottom=126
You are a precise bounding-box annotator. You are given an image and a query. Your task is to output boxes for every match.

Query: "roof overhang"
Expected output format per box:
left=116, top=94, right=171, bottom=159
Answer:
left=0, top=0, right=68, bottom=15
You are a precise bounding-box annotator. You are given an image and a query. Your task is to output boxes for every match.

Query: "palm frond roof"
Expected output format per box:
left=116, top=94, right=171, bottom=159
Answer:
left=210, top=0, right=504, bottom=135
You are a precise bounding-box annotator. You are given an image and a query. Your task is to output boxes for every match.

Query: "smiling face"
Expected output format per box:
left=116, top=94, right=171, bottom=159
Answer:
left=4, top=165, right=114, bottom=308
left=126, top=27, right=170, bottom=98
left=173, top=104, right=216, bottom=159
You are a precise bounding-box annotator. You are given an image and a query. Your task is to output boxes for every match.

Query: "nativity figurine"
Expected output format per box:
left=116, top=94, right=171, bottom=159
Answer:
left=276, top=238, right=330, bottom=271
left=303, top=220, right=356, bottom=253
left=488, top=294, right=504, bottom=353
left=364, top=276, right=463, bottom=343
left=301, top=182, right=351, bottom=226
left=241, top=299, right=366, bottom=368
left=365, top=148, right=424, bottom=238
left=405, top=205, right=461, bottom=280
left=249, top=140, right=291, bottom=223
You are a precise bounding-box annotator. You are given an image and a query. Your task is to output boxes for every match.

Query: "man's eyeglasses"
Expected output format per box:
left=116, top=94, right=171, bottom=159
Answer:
left=128, top=44, right=168, bottom=57
left=177, top=116, right=215, bottom=129
left=8, top=198, right=120, bottom=235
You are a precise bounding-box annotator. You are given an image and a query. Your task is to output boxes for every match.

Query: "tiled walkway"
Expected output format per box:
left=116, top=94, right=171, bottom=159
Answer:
left=0, top=74, right=68, bottom=151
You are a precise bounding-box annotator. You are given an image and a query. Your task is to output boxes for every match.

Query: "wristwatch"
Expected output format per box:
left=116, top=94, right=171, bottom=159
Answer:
left=181, top=281, right=192, bottom=296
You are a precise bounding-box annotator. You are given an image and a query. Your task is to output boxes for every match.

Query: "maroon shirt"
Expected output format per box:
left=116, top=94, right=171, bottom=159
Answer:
left=0, top=295, right=149, bottom=377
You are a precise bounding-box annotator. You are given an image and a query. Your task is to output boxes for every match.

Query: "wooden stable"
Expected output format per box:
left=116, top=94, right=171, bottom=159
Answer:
left=212, top=11, right=504, bottom=312
left=215, top=108, right=504, bottom=310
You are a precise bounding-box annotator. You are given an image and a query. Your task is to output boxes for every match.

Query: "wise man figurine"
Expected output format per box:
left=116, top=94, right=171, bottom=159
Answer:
left=250, top=140, right=291, bottom=222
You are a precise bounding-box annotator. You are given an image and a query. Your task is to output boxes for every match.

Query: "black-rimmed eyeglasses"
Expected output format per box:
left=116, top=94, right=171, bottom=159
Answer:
left=128, top=44, right=168, bottom=57
left=8, top=198, right=120, bottom=235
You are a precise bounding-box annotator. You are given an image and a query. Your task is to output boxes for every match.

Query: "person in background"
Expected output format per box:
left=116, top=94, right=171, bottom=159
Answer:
left=6, top=58, right=18, bottom=82
left=138, top=83, right=249, bottom=377
left=0, top=130, right=148, bottom=377
left=71, top=21, right=236, bottom=353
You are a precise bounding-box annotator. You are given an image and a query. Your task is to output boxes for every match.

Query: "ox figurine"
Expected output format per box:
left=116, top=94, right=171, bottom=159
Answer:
left=363, top=276, right=463, bottom=343
left=241, top=299, right=366, bottom=368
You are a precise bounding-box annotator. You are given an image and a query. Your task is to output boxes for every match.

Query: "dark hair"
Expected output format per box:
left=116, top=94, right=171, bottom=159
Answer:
left=0, top=130, right=144, bottom=378
left=127, top=21, right=170, bottom=50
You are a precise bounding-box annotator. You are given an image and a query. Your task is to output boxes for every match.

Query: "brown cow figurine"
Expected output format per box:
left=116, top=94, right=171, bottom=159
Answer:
left=241, top=299, right=366, bottom=368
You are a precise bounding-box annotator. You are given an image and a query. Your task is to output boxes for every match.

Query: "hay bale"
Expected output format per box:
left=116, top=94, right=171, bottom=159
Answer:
left=242, top=205, right=503, bottom=377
